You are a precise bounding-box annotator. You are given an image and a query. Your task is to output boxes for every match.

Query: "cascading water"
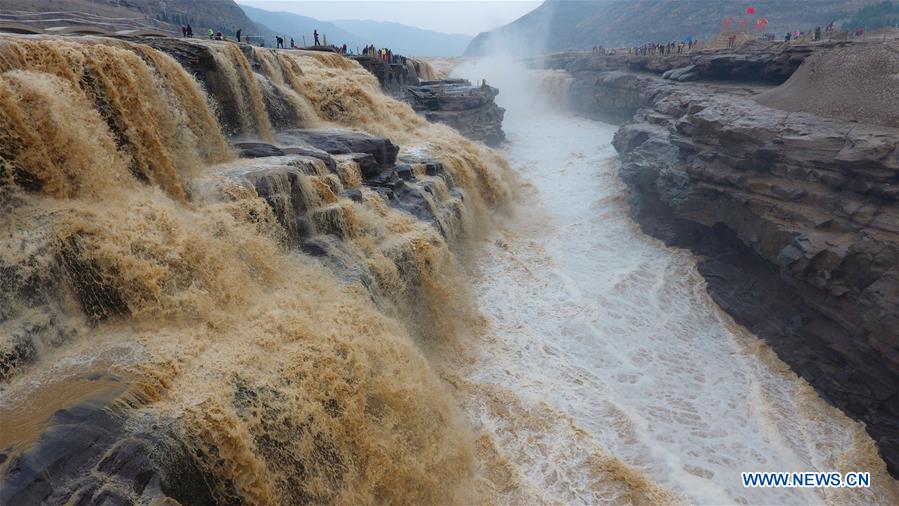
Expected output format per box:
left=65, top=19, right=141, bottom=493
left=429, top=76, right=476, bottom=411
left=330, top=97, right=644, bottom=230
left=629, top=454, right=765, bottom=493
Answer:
left=195, top=39, right=274, bottom=140
left=409, top=58, right=441, bottom=80
left=0, top=36, right=512, bottom=504
left=448, top=59, right=899, bottom=504
left=3, top=30, right=896, bottom=505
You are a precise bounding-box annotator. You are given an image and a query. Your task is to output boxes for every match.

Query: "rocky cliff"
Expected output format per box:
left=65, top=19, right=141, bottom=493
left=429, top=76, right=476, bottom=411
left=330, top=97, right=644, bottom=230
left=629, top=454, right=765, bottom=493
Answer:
left=547, top=42, right=899, bottom=475
left=405, top=79, right=506, bottom=147
left=350, top=56, right=507, bottom=146
left=3, top=0, right=269, bottom=38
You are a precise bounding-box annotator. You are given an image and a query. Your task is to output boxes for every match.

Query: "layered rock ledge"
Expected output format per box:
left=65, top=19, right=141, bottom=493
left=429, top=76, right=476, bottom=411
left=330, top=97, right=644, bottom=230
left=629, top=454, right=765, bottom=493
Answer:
left=349, top=54, right=507, bottom=146
left=405, top=79, right=506, bottom=147
left=546, top=44, right=899, bottom=475
left=0, top=124, right=470, bottom=503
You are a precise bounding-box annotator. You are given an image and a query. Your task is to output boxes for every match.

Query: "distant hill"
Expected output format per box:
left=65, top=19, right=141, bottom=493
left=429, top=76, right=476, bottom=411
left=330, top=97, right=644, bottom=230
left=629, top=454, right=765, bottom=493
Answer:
left=144, top=0, right=267, bottom=38
left=240, top=5, right=364, bottom=48
left=466, top=0, right=881, bottom=56
left=2, top=0, right=271, bottom=39
left=332, top=20, right=472, bottom=56
left=847, top=0, right=899, bottom=29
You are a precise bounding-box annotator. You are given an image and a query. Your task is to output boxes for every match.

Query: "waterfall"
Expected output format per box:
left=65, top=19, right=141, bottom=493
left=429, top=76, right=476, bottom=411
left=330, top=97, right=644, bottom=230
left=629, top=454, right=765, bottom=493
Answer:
left=0, top=35, right=512, bottom=505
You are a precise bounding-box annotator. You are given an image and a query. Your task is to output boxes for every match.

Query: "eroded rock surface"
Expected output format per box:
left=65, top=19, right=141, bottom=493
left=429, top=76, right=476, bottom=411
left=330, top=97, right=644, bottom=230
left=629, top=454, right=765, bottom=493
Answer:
left=405, top=79, right=506, bottom=147
left=1, top=126, right=469, bottom=502
left=0, top=375, right=218, bottom=505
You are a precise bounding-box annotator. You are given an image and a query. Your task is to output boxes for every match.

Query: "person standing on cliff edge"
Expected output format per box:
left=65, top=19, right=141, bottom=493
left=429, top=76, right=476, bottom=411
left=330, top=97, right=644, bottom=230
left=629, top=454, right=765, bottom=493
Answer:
left=314, top=29, right=320, bottom=46
left=236, top=28, right=242, bottom=44
left=276, top=36, right=284, bottom=49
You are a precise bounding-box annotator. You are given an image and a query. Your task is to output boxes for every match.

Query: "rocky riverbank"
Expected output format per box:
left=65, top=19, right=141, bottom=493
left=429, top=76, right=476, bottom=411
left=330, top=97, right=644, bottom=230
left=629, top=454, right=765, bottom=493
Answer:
left=545, top=41, right=899, bottom=476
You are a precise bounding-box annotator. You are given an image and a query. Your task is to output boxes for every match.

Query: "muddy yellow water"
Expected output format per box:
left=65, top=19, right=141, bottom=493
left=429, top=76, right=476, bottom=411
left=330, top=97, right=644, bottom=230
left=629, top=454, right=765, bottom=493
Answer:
left=0, top=35, right=510, bottom=504
left=1, top=33, right=896, bottom=506
left=448, top=58, right=899, bottom=504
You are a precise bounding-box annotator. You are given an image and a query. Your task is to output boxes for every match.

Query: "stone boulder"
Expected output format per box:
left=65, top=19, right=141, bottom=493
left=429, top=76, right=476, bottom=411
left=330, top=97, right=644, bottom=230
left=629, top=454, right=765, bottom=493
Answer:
left=277, top=130, right=399, bottom=172
left=404, top=79, right=506, bottom=146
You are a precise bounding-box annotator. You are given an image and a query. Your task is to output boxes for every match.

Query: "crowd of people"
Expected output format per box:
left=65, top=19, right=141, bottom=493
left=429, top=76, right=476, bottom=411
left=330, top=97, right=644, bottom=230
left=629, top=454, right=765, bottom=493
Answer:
left=781, top=21, right=839, bottom=42
left=628, top=39, right=699, bottom=56
left=362, top=45, right=407, bottom=64
left=175, top=24, right=410, bottom=64
left=611, top=18, right=856, bottom=56
left=592, top=17, right=881, bottom=58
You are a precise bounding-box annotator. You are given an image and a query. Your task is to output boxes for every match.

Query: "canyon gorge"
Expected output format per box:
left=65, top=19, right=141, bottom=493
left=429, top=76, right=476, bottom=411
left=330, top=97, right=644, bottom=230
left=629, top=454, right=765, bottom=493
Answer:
left=1, top=20, right=899, bottom=506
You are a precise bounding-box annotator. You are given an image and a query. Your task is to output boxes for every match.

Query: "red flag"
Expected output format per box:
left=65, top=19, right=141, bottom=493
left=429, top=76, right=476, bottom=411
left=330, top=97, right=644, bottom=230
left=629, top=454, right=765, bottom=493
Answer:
left=747, top=6, right=756, bottom=14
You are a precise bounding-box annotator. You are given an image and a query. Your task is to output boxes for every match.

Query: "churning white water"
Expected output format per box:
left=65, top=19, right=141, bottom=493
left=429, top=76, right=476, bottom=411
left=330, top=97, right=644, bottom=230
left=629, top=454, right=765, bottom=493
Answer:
left=449, top=61, right=897, bottom=505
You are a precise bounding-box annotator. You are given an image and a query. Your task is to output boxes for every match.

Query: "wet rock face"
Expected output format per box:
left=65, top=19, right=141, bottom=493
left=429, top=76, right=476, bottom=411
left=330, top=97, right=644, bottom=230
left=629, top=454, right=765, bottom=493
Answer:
left=350, top=55, right=416, bottom=95
left=136, top=38, right=307, bottom=135
left=225, top=132, right=463, bottom=259
left=0, top=231, right=119, bottom=381
left=234, top=141, right=286, bottom=158
left=0, top=376, right=218, bottom=505
left=592, top=69, right=899, bottom=475
left=2, top=128, right=467, bottom=503
left=277, top=129, right=400, bottom=171
left=405, top=79, right=506, bottom=147
left=135, top=38, right=245, bottom=135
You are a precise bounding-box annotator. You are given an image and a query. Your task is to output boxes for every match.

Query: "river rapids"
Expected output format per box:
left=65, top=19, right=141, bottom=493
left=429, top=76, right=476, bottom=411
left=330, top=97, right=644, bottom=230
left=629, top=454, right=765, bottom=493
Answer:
left=0, top=34, right=896, bottom=505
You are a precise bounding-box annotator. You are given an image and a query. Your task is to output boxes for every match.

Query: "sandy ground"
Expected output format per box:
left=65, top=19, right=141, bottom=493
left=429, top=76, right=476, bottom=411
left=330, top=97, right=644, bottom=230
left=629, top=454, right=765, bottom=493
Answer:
left=756, top=39, right=899, bottom=128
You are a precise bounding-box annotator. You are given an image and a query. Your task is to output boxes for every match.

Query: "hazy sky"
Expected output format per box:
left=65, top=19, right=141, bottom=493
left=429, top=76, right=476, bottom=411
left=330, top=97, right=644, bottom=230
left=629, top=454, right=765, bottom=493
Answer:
left=236, top=1, right=542, bottom=36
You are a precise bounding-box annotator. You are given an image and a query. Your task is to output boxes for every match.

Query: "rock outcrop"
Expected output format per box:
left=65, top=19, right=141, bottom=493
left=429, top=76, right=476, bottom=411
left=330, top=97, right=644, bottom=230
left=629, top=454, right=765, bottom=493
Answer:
left=549, top=47, right=899, bottom=475
left=349, top=55, right=507, bottom=146
left=227, top=129, right=466, bottom=288
left=756, top=40, right=899, bottom=129
left=541, top=40, right=851, bottom=87
left=350, top=55, right=418, bottom=95
left=405, top=79, right=506, bottom=147
left=0, top=375, right=219, bottom=505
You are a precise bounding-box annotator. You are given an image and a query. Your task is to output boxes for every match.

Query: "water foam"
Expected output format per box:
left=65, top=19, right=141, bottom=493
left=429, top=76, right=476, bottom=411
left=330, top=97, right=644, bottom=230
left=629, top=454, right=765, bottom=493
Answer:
left=450, top=106, right=899, bottom=504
